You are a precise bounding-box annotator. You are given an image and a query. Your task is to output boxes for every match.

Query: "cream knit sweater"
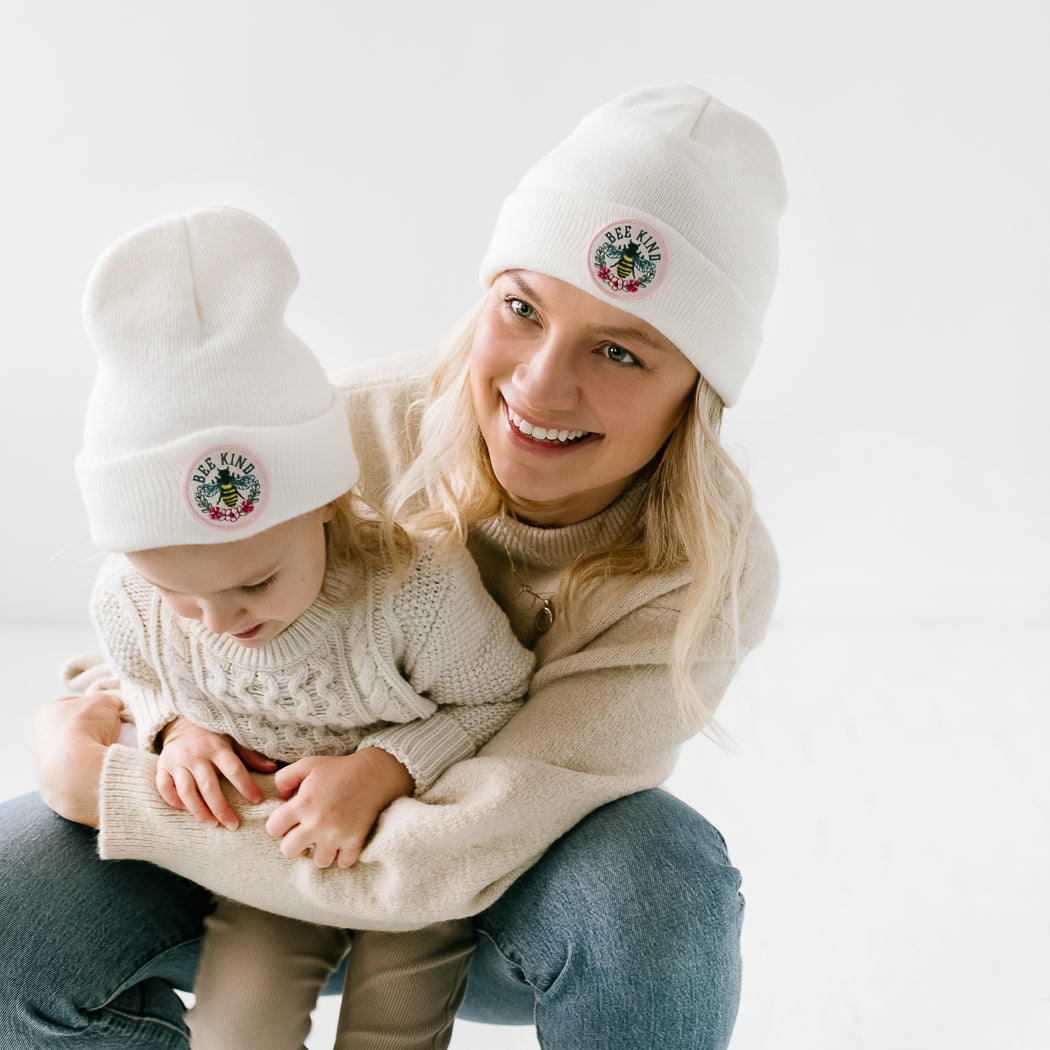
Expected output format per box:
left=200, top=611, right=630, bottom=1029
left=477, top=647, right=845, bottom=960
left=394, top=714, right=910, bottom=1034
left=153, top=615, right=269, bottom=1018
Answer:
left=91, top=543, right=534, bottom=793
left=97, top=353, right=779, bottom=931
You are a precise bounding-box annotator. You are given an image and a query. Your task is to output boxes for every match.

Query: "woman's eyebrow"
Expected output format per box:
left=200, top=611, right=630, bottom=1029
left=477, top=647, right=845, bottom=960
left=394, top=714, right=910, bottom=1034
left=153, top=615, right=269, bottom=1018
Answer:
left=507, top=273, right=548, bottom=310
left=593, top=323, right=673, bottom=352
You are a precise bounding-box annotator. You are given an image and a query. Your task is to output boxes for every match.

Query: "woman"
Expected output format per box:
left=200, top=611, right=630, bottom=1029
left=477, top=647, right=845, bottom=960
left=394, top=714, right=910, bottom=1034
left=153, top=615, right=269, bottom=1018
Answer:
left=3, top=84, right=785, bottom=1049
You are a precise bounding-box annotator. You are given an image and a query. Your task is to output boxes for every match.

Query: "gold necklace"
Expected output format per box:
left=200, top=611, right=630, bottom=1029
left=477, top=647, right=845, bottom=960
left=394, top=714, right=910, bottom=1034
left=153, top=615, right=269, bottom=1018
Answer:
left=504, top=543, right=555, bottom=634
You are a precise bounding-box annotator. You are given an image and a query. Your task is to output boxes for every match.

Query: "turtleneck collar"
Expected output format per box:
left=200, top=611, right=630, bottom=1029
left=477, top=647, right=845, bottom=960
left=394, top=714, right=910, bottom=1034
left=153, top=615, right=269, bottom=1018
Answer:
left=471, top=478, right=648, bottom=573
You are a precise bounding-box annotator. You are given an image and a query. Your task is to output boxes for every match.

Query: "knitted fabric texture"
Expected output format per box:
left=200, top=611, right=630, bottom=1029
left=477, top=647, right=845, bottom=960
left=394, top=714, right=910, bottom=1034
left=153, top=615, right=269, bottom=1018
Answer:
left=92, top=539, right=533, bottom=793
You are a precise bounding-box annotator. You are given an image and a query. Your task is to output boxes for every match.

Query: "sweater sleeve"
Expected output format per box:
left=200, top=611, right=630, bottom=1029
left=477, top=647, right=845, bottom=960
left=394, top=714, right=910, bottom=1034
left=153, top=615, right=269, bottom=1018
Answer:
left=96, top=514, right=778, bottom=931
left=90, top=557, right=181, bottom=752
left=357, top=543, right=534, bottom=792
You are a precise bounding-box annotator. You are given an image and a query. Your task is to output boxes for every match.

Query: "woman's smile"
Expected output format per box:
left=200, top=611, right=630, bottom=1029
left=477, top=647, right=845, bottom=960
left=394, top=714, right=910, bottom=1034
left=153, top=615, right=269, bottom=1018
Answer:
left=502, top=398, right=594, bottom=448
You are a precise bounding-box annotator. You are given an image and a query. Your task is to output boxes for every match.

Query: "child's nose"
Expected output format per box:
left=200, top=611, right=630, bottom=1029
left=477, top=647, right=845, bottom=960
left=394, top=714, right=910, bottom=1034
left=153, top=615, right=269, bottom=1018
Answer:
left=199, top=597, right=247, bottom=636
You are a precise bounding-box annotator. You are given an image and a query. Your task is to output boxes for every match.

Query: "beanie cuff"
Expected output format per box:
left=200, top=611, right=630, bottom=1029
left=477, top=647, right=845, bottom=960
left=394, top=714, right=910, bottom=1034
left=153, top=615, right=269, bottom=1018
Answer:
left=77, top=393, right=359, bottom=552
left=479, top=188, right=763, bottom=406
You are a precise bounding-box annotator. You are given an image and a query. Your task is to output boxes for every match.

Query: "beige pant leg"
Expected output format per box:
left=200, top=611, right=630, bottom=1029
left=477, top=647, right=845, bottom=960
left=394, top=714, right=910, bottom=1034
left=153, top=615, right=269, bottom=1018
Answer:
left=188, top=898, right=352, bottom=1050
left=334, top=919, right=476, bottom=1050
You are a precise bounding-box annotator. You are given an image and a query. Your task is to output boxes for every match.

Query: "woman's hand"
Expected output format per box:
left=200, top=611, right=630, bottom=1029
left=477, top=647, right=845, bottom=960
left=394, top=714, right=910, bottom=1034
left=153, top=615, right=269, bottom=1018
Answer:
left=265, top=748, right=415, bottom=869
left=30, top=692, right=124, bottom=828
left=157, top=718, right=276, bottom=830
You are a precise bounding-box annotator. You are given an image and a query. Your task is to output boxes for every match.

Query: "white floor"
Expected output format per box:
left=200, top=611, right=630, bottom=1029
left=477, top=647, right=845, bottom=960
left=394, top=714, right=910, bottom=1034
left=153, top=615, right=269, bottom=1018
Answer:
left=3, top=619, right=1046, bottom=1049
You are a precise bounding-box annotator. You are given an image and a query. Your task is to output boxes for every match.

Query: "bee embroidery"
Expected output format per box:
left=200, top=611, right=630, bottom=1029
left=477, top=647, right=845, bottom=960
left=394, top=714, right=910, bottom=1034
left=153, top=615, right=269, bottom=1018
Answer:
left=193, top=466, right=262, bottom=521
left=601, top=240, right=657, bottom=284
left=202, top=468, right=255, bottom=508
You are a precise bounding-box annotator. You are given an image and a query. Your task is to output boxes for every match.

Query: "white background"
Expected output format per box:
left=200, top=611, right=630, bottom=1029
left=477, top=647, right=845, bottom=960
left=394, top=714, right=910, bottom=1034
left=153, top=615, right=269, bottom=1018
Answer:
left=1, top=2, right=1047, bottom=1048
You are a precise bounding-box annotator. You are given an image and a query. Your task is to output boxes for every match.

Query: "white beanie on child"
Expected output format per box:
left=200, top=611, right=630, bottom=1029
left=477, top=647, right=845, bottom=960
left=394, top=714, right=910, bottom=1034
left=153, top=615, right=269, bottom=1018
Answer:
left=479, top=84, right=786, bottom=406
left=76, top=206, right=359, bottom=552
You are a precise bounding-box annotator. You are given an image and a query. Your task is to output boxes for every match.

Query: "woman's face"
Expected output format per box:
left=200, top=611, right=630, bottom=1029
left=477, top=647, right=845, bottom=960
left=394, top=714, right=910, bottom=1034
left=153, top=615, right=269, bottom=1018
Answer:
left=470, top=271, right=699, bottom=526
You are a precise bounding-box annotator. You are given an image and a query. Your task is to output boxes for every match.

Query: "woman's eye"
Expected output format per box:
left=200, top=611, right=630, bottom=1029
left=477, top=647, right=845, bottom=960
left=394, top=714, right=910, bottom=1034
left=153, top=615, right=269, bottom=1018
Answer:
left=601, top=343, right=642, bottom=367
left=506, top=296, right=536, bottom=320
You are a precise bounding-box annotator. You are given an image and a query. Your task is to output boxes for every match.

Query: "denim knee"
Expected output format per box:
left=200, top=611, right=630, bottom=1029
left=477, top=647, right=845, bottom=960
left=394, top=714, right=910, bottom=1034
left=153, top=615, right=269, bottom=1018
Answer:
left=0, top=793, right=210, bottom=1048
left=465, top=789, right=744, bottom=1047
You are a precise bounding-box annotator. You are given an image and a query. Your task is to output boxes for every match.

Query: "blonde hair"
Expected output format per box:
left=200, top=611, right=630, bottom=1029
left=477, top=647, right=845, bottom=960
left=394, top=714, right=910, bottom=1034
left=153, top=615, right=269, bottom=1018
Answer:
left=321, top=489, right=415, bottom=601
left=390, top=298, right=753, bottom=727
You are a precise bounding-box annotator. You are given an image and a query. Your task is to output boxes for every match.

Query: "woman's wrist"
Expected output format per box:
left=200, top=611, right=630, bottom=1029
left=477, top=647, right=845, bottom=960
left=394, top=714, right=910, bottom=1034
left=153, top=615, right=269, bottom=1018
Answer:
left=35, top=736, right=109, bottom=828
left=61, top=741, right=108, bottom=828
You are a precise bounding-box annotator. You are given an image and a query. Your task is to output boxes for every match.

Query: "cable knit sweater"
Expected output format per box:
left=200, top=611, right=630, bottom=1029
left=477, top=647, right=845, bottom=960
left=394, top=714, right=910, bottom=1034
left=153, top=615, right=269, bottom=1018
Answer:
left=96, top=352, right=780, bottom=931
left=91, top=542, right=534, bottom=793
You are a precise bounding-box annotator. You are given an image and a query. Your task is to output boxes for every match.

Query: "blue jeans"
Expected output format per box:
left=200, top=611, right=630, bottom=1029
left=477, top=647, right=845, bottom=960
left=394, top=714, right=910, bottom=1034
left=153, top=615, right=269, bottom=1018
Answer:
left=0, top=788, right=743, bottom=1048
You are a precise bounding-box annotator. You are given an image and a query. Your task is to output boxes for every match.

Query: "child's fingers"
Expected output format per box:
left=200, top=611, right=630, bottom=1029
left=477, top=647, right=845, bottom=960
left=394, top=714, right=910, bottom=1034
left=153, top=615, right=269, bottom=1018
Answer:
left=189, top=763, right=239, bottom=830
left=265, top=800, right=298, bottom=840
left=170, top=766, right=219, bottom=827
left=277, top=823, right=313, bottom=861
left=336, top=846, right=361, bottom=869
left=212, top=750, right=265, bottom=806
left=155, top=767, right=185, bottom=811
left=310, top=842, right=337, bottom=869
left=232, top=741, right=278, bottom=775
left=170, top=764, right=239, bottom=829
left=273, top=760, right=309, bottom=800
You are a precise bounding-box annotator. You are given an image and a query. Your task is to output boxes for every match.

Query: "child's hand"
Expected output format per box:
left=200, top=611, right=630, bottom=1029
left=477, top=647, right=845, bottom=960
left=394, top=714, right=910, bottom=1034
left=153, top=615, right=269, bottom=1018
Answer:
left=156, top=718, right=276, bottom=829
left=265, top=748, right=415, bottom=869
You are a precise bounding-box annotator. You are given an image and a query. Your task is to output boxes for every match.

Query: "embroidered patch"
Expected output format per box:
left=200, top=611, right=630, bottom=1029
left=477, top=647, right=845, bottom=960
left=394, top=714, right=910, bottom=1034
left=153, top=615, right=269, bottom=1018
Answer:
left=589, top=221, right=667, bottom=299
left=184, top=445, right=268, bottom=531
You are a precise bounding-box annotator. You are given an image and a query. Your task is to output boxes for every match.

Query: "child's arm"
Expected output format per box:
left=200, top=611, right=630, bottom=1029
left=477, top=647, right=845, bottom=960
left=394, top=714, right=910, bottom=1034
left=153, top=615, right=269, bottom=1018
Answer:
left=351, top=541, right=535, bottom=789
left=156, top=718, right=276, bottom=829
left=89, top=557, right=183, bottom=751
left=265, top=543, right=533, bottom=869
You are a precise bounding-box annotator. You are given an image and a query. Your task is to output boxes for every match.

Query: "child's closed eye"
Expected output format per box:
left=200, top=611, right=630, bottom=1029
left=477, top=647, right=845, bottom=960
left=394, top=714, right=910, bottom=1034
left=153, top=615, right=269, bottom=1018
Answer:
left=242, top=576, right=276, bottom=594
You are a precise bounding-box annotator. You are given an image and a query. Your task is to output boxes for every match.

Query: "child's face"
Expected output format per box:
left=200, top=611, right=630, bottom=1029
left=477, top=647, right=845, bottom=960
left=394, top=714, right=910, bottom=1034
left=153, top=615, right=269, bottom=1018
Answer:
left=126, top=507, right=332, bottom=649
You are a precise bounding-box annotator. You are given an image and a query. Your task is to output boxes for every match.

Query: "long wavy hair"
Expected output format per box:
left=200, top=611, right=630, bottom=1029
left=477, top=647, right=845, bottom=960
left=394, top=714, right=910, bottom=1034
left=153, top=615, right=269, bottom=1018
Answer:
left=321, top=489, right=415, bottom=601
left=389, top=296, right=754, bottom=727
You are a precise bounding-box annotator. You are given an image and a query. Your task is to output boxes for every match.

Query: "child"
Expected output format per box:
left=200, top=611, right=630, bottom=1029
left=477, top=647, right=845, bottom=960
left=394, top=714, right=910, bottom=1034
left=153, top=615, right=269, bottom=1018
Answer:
left=74, top=206, right=535, bottom=1050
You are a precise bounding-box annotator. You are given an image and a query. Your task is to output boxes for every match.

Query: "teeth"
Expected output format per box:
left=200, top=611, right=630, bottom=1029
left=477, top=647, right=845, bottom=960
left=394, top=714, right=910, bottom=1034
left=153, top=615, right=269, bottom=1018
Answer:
left=508, top=408, right=586, bottom=444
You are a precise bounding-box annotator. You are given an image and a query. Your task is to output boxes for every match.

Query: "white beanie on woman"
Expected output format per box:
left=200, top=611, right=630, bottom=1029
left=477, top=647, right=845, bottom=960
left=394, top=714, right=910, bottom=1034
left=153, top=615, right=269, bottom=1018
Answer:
left=480, top=84, right=786, bottom=406
left=76, top=206, right=359, bottom=552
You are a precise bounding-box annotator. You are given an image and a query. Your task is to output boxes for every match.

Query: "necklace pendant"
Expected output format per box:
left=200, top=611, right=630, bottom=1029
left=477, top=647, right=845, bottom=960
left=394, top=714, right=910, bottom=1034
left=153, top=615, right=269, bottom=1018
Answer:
left=535, top=600, right=555, bottom=634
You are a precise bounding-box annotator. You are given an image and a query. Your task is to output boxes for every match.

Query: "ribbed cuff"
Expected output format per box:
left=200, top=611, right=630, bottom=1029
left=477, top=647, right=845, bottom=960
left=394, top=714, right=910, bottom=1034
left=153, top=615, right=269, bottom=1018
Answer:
left=124, top=685, right=179, bottom=752
left=97, top=744, right=211, bottom=861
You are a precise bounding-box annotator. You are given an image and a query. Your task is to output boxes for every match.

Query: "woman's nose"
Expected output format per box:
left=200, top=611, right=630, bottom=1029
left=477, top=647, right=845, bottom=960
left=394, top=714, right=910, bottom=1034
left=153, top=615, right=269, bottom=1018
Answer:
left=512, top=337, right=580, bottom=413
